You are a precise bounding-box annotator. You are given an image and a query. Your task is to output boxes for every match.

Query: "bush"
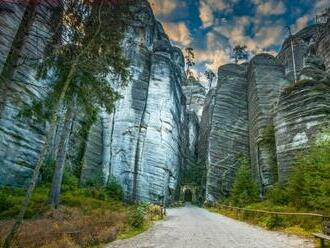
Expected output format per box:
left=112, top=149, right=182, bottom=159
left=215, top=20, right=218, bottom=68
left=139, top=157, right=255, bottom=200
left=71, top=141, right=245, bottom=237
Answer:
left=0, top=189, right=14, bottom=212
left=287, top=131, right=330, bottom=214
left=105, top=178, right=124, bottom=201
left=266, top=184, right=289, bottom=205
left=229, top=155, right=259, bottom=206
left=129, top=203, right=148, bottom=228
left=265, top=215, right=284, bottom=230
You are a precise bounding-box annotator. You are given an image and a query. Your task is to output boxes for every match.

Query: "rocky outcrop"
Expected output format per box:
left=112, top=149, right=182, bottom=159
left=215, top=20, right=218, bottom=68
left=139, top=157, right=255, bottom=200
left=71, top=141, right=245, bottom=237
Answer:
left=81, top=1, right=188, bottom=202
left=274, top=80, right=330, bottom=182
left=182, top=82, right=206, bottom=120
left=317, top=20, right=330, bottom=74
left=199, top=64, right=249, bottom=201
left=277, top=25, right=321, bottom=81
left=0, top=1, right=188, bottom=203
left=274, top=32, right=330, bottom=183
left=247, top=54, right=289, bottom=192
left=0, top=1, right=62, bottom=186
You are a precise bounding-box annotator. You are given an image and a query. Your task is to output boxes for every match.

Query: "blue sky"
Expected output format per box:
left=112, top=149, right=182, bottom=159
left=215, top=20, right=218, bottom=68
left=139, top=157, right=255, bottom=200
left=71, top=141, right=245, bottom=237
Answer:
left=150, top=0, right=330, bottom=79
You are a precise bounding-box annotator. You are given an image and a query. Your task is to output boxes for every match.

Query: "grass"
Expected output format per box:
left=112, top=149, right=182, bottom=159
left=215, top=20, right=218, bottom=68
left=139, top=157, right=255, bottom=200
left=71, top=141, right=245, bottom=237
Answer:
left=0, top=186, right=163, bottom=248
left=207, top=201, right=323, bottom=237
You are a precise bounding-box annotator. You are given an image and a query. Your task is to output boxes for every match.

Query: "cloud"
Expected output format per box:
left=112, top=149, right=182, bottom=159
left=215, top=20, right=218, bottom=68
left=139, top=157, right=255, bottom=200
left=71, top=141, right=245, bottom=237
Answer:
left=293, top=15, right=309, bottom=33
left=149, top=0, right=177, bottom=16
left=253, top=0, right=286, bottom=16
left=162, top=22, right=192, bottom=46
left=195, top=49, right=231, bottom=72
left=199, top=1, right=214, bottom=28
left=214, top=16, right=284, bottom=55
left=199, top=0, right=240, bottom=28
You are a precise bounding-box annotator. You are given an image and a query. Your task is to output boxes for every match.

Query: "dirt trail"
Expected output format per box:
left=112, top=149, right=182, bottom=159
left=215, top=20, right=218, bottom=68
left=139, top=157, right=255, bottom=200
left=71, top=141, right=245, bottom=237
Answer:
left=107, top=205, right=314, bottom=248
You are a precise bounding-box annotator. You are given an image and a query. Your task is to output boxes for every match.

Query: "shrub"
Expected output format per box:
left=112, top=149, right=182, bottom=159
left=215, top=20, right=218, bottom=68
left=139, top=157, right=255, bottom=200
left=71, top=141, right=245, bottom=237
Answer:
left=0, top=189, right=14, bottom=212
left=266, top=184, right=289, bottom=205
left=265, top=215, right=284, bottom=230
left=287, top=131, right=330, bottom=214
left=229, top=155, right=259, bottom=206
left=105, top=178, right=124, bottom=201
left=129, top=203, right=148, bottom=228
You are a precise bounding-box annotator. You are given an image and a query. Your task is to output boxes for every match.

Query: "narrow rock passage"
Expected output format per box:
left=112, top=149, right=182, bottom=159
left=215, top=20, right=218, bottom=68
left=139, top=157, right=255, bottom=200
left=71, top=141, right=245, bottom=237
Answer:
left=107, top=205, right=313, bottom=248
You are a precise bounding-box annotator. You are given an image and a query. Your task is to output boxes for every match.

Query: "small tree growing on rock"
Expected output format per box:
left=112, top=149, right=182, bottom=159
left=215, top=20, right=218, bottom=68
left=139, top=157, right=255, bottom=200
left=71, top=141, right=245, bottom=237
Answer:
left=185, top=47, right=195, bottom=79
left=204, top=69, right=216, bottom=89
left=231, top=45, right=248, bottom=64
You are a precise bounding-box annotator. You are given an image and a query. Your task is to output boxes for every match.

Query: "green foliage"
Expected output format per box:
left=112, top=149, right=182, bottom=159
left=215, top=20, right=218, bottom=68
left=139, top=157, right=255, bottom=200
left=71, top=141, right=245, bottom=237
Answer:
left=0, top=189, right=15, bottom=212
left=231, top=44, right=248, bottom=63
left=286, top=132, right=330, bottom=214
left=40, top=160, right=79, bottom=192
left=105, top=178, right=124, bottom=201
left=265, top=215, right=284, bottom=230
left=128, top=202, right=149, bottom=228
left=266, top=184, right=289, bottom=205
left=229, top=155, right=259, bottom=206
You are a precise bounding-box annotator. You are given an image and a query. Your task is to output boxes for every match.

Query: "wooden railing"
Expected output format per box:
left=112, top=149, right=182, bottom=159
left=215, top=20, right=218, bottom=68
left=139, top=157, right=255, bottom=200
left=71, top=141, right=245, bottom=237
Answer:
left=216, top=204, right=328, bottom=218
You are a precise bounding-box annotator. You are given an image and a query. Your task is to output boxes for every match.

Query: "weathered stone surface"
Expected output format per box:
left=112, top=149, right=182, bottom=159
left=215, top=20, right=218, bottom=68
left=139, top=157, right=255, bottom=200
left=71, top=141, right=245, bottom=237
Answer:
left=0, top=2, right=62, bottom=187
left=247, top=54, right=289, bottom=192
left=317, top=21, right=330, bottom=74
left=274, top=80, right=330, bottom=182
left=277, top=25, right=321, bottom=81
left=199, top=64, right=249, bottom=201
left=182, top=82, right=206, bottom=120
left=81, top=1, right=188, bottom=202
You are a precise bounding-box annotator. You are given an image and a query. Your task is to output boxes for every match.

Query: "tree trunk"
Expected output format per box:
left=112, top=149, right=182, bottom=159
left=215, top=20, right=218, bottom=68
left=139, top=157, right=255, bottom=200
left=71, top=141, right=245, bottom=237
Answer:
left=50, top=99, right=75, bottom=209
left=3, top=66, right=76, bottom=248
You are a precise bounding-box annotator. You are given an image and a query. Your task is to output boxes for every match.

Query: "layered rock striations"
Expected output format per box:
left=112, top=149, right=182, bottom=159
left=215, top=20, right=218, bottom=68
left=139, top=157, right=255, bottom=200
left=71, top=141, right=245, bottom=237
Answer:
left=274, top=80, right=330, bottom=182
left=182, top=81, right=206, bottom=120
left=0, top=2, right=62, bottom=186
left=199, top=64, right=249, bottom=201
left=247, top=54, right=289, bottom=191
left=81, top=1, right=188, bottom=202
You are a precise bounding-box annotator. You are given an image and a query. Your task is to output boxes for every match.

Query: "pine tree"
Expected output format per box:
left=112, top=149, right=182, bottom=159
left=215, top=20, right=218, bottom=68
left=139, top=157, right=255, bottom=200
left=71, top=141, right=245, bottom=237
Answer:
left=231, top=45, right=248, bottom=64
left=4, top=1, right=130, bottom=246
left=230, top=155, right=259, bottom=206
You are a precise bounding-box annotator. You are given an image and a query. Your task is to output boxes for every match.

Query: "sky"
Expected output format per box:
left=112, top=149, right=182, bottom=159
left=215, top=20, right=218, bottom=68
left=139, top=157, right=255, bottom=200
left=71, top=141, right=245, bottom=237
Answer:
left=149, top=0, right=330, bottom=80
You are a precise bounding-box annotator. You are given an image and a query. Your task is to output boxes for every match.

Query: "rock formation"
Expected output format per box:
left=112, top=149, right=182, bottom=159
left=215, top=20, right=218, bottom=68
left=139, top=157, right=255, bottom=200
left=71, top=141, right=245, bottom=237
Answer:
left=200, top=23, right=330, bottom=201
left=199, top=64, right=249, bottom=201
left=79, top=1, right=189, bottom=203
left=0, top=1, right=62, bottom=186
left=182, top=81, right=206, bottom=120
left=247, top=54, right=289, bottom=192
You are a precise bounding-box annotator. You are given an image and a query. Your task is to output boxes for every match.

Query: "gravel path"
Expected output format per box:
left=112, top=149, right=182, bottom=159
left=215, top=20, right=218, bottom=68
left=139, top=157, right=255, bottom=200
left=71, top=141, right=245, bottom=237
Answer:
left=107, top=205, right=314, bottom=248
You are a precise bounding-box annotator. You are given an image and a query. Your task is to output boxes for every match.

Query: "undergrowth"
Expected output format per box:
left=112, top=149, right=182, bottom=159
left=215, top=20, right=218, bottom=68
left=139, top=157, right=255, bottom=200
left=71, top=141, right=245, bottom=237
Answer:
left=0, top=186, right=163, bottom=247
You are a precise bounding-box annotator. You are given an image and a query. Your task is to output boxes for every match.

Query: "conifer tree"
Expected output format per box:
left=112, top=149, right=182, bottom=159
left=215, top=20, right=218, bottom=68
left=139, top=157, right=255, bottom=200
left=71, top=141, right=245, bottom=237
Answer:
left=4, top=1, right=130, bottom=246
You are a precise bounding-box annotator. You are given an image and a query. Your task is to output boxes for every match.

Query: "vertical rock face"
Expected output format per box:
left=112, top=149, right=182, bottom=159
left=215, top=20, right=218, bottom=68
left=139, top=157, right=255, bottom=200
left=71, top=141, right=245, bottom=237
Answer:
left=274, top=80, right=330, bottom=182
left=81, top=1, right=188, bottom=202
left=182, top=82, right=206, bottom=120
left=247, top=54, right=289, bottom=191
left=277, top=25, right=320, bottom=81
left=317, top=21, right=330, bottom=74
left=199, top=64, right=249, bottom=201
left=0, top=2, right=62, bottom=186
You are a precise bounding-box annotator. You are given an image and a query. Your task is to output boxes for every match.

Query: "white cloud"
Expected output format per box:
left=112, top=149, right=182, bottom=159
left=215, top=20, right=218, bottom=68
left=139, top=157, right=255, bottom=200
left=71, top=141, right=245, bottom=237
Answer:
left=214, top=16, right=284, bottom=55
left=199, top=1, right=214, bottom=28
left=293, top=15, right=310, bottom=33
left=199, top=0, right=240, bottom=28
left=149, top=0, right=177, bottom=16
left=162, top=22, right=192, bottom=46
left=253, top=0, right=286, bottom=16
